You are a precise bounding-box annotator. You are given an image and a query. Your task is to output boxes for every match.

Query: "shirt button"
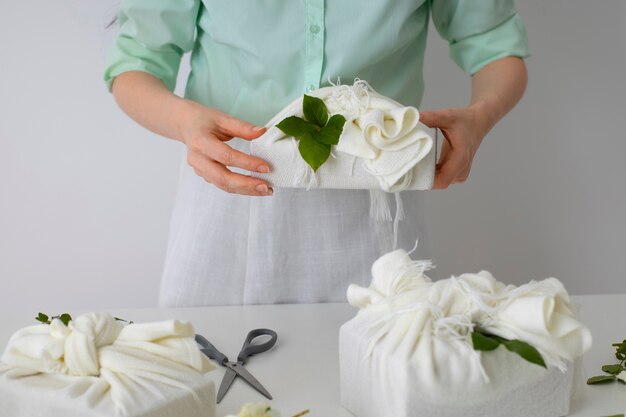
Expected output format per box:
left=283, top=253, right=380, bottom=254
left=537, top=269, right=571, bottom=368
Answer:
left=307, top=84, right=315, bottom=92
left=309, top=24, right=320, bottom=34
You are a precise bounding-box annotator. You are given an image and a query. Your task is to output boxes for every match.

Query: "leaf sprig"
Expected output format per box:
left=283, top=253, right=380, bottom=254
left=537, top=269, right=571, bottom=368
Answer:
left=276, top=94, right=346, bottom=172
left=587, top=339, right=626, bottom=385
left=36, top=312, right=72, bottom=326
left=35, top=312, right=133, bottom=326
left=471, top=329, right=547, bottom=368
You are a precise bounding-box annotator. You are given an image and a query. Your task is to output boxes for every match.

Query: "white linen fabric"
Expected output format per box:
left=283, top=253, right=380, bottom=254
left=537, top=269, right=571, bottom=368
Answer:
left=159, top=160, right=431, bottom=307
left=340, top=249, right=592, bottom=417
left=341, top=327, right=576, bottom=417
left=250, top=80, right=436, bottom=192
left=0, top=313, right=216, bottom=417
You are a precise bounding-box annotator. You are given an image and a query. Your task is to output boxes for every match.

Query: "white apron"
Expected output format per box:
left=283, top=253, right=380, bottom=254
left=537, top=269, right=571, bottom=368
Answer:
left=158, top=140, right=431, bottom=307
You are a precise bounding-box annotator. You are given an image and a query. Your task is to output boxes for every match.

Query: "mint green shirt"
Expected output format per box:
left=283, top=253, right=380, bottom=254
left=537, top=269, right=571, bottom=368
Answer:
left=104, top=0, right=529, bottom=126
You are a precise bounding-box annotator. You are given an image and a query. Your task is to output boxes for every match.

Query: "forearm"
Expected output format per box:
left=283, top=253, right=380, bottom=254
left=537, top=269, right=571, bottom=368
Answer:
left=468, top=56, right=528, bottom=136
left=111, top=71, right=195, bottom=143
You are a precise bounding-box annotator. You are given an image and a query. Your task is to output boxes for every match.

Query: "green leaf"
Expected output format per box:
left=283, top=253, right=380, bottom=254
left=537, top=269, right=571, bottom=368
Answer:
left=502, top=339, right=547, bottom=368
left=303, top=94, right=328, bottom=127
left=58, top=313, right=72, bottom=326
left=471, top=331, right=501, bottom=351
left=276, top=116, right=318, bottom=137
left=36, top=312, right=49, bottom=324
left=114, top=316, right=133, bottom=324
left=602, top=364, right=624, bottom=375
left=316, top=114, right=346, bottom=145
left=586, top=375, right=616, bottom=385
left=298, top=133, right=330, bottom=172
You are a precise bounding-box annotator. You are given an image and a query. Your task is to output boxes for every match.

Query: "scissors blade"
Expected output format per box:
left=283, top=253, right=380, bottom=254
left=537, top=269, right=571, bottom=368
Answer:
left=225, top=362, right=272, bottom=400
left=216, top=367, right=237, bottom=404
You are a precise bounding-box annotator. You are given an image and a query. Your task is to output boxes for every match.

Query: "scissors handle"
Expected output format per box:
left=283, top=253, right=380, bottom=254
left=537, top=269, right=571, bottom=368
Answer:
left=195, top=334, right=228, bottom=365
left=237, top=328, right=278, bottom=364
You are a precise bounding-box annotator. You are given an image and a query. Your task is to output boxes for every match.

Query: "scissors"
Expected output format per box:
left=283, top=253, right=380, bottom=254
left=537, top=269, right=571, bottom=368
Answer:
left=195, top=329, right=278, bottom=403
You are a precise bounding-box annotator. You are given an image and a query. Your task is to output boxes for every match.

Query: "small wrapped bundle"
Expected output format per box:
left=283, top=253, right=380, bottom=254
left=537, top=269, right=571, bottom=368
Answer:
left=250, top=80, right=436, bottom=192
left=339, top=250, right=592, bottom=417
left=0, top=313, right=216, bottom=417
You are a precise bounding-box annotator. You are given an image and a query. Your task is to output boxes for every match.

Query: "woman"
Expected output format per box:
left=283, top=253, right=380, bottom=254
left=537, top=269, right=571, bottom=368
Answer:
left=104, top=0, right=529, bottom=307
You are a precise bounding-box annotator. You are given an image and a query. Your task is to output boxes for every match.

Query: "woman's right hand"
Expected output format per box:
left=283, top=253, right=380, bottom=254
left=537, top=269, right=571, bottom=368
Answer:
left=111, top=71, right=272, bottom=196
left=178, top=100, right=273, bottom=197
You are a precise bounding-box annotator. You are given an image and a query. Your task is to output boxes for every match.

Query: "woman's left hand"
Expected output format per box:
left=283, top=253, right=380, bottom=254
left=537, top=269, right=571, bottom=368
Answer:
left=419, top=57, right=528, bottom=190
left=419, top=105, right=491, bottom=189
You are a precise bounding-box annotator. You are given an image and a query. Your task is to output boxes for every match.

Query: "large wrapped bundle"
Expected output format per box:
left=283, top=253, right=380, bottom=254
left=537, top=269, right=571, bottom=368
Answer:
left=0, top=313, right=216, bottom=417
left=340, top=250, right=592, bottom=417
left=250, top=80, right=436, bottom=192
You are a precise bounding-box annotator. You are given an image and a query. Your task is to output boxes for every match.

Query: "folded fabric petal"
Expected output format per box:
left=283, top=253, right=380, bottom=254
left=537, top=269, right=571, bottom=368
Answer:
left=480, top=278, right=593, bottom=370
left=347, top=249, right=432, bottom=309
left=1, top=324, right=68, bottom=375
left=359, top=106, right=420, bottom=151
left=250, top=80, right=436, bottom=192
left=335, top=119, right=377, bottom=159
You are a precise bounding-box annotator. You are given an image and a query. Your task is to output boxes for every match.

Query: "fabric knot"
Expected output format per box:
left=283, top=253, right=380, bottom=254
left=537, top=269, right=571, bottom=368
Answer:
left=61, top=313, right=123, bottom=376
left=325, top=78, right=371, bottom=119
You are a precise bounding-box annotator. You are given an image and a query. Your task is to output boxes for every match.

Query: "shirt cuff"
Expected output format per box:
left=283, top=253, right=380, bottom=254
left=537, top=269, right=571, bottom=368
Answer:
left=104, top=35, right=182, bottom=92
left=449, top=13, right=530, bottom=75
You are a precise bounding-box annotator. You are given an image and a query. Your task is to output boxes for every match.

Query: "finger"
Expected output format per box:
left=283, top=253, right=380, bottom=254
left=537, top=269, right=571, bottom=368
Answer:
left=198, top=159, right=273, bottom=196
left=437, top=136, right=451, bottom=169
left=452, top=165, right=471, bottom=184
left=433, top=148, right=467, bottom=190
left=419, top=109, right=453, bottom=129
left=205, top=139, right=271, bottom=173
left=187, top=134, right=271, bottom=173
left=215, top=113, right=267, bottom=141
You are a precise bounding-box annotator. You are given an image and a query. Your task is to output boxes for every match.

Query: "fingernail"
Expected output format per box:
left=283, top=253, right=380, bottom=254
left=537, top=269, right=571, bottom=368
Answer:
left=253, top=126, right=266, bottom=131
left=256, top=184, right=268, bottom=193
left=258, top=165, right=270, bottom=173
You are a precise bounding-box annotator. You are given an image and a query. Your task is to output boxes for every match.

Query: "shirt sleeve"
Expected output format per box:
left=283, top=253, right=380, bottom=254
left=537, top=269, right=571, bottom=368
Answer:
left=103, top=0, right=201, bottom=92
left=430, top=0, right=530, bottom=75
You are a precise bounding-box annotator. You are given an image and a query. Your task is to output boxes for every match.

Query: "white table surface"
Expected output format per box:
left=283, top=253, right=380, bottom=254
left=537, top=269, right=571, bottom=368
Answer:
left=1, top=295, right=625, bottom=417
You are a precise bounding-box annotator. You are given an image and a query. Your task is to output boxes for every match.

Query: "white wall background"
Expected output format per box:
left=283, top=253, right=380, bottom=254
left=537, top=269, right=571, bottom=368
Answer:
left=0, top=1, right=624, bottom=313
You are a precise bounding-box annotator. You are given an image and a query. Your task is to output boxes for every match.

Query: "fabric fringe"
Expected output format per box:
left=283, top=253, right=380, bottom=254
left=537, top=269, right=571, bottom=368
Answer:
left=369, top=190, right=392, bottom=222
left=392, top=192, right=405, bottom=250
left=368, top=190, right=406, bottom=250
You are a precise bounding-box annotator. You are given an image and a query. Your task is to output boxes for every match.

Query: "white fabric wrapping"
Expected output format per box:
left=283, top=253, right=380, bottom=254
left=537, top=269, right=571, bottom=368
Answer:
left=224, top=402, right=282, bottom=417
left=250, top=80, right=436, bottom=192
left=0, top=313, right=216, bottom=417
left=340, top=249, right=592, bottom=417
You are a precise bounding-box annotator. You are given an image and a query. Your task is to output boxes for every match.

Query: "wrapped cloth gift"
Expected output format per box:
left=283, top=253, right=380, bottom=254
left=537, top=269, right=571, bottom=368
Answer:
left=0, top=313, right=216, bottom=417
left=250, top=80, right=436, bottom=192
left=339, top=250, right=592, bottom=417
